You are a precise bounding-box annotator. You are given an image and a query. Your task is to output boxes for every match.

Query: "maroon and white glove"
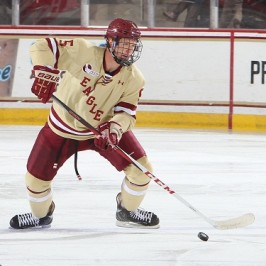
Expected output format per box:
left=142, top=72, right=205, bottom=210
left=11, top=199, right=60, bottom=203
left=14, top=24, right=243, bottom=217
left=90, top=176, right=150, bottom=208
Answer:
left=31, top=65, right=61, bottom=103
left=94, top=121, right=123, bottom=151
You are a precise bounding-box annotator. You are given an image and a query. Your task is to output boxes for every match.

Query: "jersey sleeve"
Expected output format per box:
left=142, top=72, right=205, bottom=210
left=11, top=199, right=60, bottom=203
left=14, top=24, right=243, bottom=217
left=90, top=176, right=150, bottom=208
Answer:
left=29, top=38, right=94, bottom=69
left=110, top=66, right=145, bottom=132
left=29, top=38, right=56, bottom=67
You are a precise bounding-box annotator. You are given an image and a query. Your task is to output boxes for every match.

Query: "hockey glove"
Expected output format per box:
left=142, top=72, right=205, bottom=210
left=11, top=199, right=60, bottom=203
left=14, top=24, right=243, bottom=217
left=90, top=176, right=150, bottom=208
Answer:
left=31, top=65, right=61, bottom=103
left=94, top=121, right=123, bottom=151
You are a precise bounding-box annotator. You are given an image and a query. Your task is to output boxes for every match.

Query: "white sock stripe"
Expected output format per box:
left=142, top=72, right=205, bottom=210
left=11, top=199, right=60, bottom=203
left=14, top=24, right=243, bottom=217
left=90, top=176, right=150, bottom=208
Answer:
left=122, top=180, right=147, bottom=196
left=28, top=189, right=53, bottom=203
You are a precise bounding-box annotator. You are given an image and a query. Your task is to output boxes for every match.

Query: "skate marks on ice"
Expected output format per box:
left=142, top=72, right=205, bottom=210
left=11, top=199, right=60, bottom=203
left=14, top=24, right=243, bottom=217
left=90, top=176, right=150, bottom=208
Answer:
left=0, top=225, right=265, bottom=243
left=0, top=226, right=265, bottom=266
left=0, top=126, right=266, bottom=265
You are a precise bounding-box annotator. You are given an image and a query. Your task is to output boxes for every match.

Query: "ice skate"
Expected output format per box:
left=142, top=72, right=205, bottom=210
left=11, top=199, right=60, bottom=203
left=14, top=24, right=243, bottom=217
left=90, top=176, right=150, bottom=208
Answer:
left=9, top=201, right=55, bottom=229
left=116, top=193, right=160, bottom=229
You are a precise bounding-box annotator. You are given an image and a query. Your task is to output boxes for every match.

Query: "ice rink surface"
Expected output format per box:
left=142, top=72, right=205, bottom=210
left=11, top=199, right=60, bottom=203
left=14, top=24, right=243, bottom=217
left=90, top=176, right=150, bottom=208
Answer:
left=0, top=125, right=265, bottom=266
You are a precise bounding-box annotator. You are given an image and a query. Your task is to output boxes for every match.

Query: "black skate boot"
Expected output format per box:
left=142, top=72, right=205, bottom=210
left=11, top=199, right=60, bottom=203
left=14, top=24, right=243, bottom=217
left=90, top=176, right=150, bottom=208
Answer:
left=116, top=193, right=160, bottom=229
left=9, top=201, right=55, bottom=229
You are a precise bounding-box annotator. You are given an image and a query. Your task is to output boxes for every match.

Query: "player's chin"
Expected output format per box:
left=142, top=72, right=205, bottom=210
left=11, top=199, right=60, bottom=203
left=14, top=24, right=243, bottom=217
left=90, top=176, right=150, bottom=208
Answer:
left=119, top=54, right=130, bottom=60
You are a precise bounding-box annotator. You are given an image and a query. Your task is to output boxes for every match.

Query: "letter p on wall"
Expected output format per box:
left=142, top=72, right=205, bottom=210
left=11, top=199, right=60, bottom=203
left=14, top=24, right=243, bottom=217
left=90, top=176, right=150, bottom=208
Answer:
left=251, top=61, right=266, bottom=84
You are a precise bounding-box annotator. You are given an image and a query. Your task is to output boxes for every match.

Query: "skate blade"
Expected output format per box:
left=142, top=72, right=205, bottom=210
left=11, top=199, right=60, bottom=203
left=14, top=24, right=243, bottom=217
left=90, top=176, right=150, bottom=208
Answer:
left=9, top=224, right=51, bottom=230
left=116, top=220, right=160, bottom=229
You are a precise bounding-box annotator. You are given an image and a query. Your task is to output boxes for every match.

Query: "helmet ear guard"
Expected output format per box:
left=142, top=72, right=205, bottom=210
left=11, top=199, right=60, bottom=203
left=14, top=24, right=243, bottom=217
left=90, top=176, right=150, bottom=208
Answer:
left=105, top=36, right=119, bottom=50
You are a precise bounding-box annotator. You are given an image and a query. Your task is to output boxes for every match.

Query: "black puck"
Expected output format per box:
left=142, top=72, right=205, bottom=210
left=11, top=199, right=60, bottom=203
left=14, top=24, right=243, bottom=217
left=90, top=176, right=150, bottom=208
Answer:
left=198, top=232, right=209, bottom=241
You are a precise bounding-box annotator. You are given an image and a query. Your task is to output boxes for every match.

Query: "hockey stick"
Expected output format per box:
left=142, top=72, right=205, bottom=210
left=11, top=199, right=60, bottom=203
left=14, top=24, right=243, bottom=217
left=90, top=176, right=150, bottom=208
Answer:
left=52, top=94, right=255, bottom=230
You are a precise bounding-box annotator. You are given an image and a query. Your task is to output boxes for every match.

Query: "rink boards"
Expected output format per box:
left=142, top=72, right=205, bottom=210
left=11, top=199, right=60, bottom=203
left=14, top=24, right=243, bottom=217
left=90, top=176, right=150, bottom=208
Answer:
left=1, top=28, right=266, bottom=131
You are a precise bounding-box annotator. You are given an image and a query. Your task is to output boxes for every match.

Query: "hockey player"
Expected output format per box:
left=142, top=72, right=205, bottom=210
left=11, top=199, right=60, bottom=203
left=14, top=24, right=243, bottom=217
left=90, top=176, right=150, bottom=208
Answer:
left=9, top=18, right=160, bottom=229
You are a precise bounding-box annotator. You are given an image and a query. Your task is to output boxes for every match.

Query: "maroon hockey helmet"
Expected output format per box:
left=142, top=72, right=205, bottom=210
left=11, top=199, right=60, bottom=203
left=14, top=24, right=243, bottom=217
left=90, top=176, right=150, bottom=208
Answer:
left=106, top=18, right=141, bottom=40
left=105, top=18, right=143, bottom=66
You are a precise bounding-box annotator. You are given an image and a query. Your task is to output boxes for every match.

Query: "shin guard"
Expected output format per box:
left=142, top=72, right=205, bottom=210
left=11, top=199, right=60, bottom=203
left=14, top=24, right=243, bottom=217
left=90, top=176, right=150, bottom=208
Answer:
left=121, top=156, right=153, bottom=211
left=25, top=172, right=53, bottom=218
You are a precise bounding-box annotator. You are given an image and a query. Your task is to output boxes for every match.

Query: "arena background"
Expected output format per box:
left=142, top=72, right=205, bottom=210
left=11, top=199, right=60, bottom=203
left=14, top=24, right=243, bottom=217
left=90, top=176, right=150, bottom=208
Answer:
left=1, top=27, right=266, bottom=131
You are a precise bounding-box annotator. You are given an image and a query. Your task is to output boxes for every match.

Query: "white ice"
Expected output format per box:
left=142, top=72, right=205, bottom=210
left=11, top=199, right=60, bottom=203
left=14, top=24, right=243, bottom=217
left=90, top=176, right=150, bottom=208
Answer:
left=0, top=125, right=265, bottom=266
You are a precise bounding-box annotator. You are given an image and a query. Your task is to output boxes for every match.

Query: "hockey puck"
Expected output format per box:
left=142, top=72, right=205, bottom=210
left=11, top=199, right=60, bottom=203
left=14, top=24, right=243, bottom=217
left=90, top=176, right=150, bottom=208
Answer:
left=198, top=232, right=209, bottom=241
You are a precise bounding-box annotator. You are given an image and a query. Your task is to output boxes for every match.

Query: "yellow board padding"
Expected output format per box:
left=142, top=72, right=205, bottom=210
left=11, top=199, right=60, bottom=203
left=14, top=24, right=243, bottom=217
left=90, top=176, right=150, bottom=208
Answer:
left=136, top=112, right=228, bottom=129
left=233, top=114, right=266, bottom=132
left=1, top=108, right=266, bottom=131
left=0, top=108, right=49, bottom=125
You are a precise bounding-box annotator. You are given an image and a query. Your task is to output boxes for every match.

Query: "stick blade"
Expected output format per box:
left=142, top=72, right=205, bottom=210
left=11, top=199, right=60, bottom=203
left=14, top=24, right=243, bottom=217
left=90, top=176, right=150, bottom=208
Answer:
left=213, top=213, right=255, bottom=230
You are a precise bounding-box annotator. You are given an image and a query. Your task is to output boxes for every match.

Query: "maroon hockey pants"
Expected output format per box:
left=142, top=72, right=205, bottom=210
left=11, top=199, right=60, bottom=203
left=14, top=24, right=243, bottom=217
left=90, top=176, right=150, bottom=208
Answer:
left=27, top=123, right=146, bottom=181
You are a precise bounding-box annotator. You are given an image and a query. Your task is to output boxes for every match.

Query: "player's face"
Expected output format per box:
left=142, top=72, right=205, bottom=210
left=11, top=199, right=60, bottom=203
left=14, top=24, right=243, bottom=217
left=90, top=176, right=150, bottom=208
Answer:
left=114, top=38, right=137, bottom=60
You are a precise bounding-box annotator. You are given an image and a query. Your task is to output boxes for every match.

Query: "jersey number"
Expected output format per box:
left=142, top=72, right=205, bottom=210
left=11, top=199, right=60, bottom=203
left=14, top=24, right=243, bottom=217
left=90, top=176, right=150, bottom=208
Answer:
left=59, top=40, right=74, bottom=47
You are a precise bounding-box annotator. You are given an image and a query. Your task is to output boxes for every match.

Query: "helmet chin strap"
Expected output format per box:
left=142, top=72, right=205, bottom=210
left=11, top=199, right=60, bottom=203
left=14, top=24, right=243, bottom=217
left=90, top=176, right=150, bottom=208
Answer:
left=111, top=52, right=132, bottom=67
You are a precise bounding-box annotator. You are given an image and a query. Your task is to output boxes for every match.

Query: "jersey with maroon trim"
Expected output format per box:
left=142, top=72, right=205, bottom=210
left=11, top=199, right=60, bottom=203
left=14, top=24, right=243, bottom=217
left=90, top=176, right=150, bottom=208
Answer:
left=30, top=38, right=145, bottom=140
